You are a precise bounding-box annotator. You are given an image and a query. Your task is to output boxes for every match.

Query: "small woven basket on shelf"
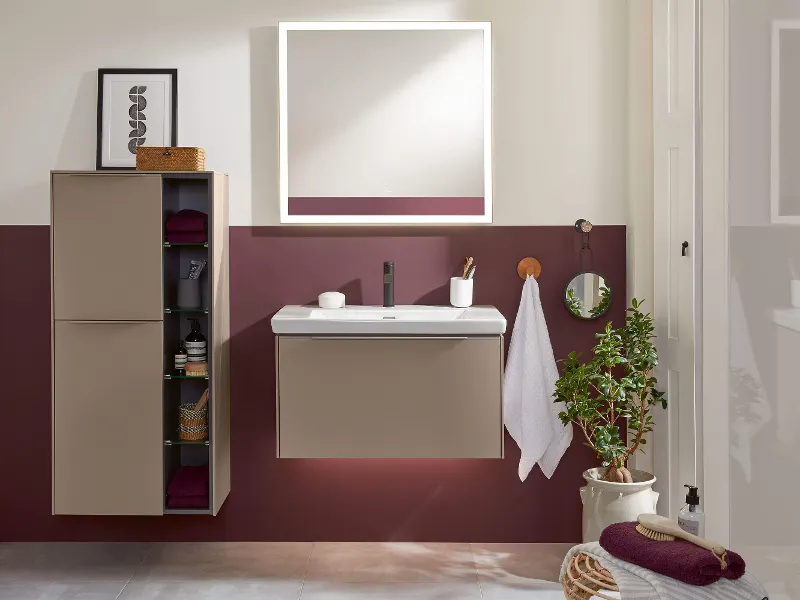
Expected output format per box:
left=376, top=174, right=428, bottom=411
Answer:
left=179, top=403, right=208, bottom=442
left=136, top=147, right=205, bottom=171
left=562, top=553, right=619, bottom=600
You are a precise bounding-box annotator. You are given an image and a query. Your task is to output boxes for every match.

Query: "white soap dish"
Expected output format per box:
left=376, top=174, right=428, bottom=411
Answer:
left=318, top=292, right=345, bottom=309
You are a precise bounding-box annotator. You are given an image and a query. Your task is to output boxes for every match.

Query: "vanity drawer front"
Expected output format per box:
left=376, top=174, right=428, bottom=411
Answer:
left=277, top=336, right=503, bottom=458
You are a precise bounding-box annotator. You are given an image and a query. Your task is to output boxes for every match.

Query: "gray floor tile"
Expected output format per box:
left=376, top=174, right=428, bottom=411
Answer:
left=305, top=543, right=478, bottom=583
left=0, top=543, right=151, bottom=583
left=299, top=581, right=483, bottom=600
left=0, top=581, right=126, bottom=600
left=471, top=543, right=572, bottom=600
left=134, top=542, right=312, bottom=581
left=117, top=579, right=304, bottom=600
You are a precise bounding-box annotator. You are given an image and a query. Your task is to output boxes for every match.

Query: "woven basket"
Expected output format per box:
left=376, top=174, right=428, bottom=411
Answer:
left=562, top=553, right=619, bottom=600
left=179, top=403, right=208, bottom=442
left=136, top=147, right=205, bottom=171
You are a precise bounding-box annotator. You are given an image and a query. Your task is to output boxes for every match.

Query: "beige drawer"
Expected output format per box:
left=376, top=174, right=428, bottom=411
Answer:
left=277, top=336, right=503, bottom=458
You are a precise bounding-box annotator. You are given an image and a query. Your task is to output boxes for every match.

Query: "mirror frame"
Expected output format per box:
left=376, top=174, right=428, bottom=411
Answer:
left=278, top=21, right=493, bottom=224
left=563, top=271, right=612, bottom=321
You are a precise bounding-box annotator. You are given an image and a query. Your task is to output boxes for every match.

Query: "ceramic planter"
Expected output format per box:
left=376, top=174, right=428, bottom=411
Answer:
left=580, top=468, right=658, bottom=542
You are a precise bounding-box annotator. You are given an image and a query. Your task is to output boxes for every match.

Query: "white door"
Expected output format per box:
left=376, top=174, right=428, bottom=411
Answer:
left=653, top=0, right=699, bottom=519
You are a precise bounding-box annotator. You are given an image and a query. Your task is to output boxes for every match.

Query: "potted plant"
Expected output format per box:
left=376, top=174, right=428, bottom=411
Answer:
left=553, top=298, right=667, bottom=541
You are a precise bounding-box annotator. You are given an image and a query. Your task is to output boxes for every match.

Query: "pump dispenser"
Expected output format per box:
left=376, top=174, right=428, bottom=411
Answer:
left=678, top=484, right=705, bottom=537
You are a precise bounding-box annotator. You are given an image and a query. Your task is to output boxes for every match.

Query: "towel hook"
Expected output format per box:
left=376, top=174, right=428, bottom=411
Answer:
left=516, top=257, right=542, bottom=280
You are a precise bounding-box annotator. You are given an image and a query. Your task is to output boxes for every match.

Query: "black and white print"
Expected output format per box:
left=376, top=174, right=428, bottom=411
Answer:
left=96, top=69, right=177, bottom=169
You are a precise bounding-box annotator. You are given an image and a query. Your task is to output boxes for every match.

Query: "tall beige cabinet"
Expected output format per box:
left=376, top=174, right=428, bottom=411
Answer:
left=50, top=171, right=230, bottom=516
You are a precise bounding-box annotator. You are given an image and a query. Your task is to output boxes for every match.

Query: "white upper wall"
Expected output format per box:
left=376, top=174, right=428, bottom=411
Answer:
left=0, top=0, right=635, bottom=226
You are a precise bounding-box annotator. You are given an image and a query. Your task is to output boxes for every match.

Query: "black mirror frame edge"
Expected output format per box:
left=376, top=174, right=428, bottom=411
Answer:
left=96, top=68, right=179, bottom=171
left=564, top=271, right=613, bottom=321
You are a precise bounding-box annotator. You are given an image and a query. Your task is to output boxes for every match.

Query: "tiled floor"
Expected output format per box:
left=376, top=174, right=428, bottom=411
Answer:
left=0, top=542, right=573, bottom=599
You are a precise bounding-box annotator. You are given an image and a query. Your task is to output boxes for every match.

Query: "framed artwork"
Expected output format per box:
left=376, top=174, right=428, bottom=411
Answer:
left=96, top=68, right=178, bottom=170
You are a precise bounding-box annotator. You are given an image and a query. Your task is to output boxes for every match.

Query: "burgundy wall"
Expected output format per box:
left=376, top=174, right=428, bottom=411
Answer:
left=0, top=225, right=626, bottom=542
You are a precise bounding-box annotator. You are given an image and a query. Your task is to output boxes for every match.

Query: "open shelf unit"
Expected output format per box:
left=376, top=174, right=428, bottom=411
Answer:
left=50, top=170, right=230, bottom=517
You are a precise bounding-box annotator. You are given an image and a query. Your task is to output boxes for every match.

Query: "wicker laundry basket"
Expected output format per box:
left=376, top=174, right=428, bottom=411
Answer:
left=136, top=147, right=205, bottom=171
left=562, top=553, right=619, bottom=599
left=179, top=403, right=208, bottom=442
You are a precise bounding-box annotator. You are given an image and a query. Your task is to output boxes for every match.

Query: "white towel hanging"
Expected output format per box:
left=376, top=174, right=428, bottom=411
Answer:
left=504, top=275, right=572, bottom=480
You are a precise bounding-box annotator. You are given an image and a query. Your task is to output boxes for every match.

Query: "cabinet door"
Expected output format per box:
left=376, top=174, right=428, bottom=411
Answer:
left=278, top=337, right=504, bottom=458
left=53, top=321, right=163, bottom=515
left=52, top=174, right=163, bottom=321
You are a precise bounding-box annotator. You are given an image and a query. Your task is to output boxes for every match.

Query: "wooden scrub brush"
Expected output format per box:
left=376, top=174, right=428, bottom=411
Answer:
left=636, top=513, right=729, bottom=570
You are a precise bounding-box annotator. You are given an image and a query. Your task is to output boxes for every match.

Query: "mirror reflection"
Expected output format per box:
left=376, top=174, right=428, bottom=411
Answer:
left=565, top=272, right=611, bottom=320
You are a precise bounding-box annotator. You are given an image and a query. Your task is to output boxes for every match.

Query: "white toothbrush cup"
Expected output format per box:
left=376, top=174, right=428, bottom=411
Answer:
left=450, top=277, right=474, bottom=308
left=792, top=280, right=800, bottom=309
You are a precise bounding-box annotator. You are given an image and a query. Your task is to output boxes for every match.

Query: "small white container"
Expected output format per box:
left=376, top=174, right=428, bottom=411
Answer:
left=450, top=277, right=473, bottom=308
left=318, top=292, right=345, bottom=308
left=792, top=280, right=800, bottom=309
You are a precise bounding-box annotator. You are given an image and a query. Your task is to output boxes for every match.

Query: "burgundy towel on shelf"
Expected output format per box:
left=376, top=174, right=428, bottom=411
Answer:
left=167, top=495, right=209, bottom=509
left=167, top=466, right=209, bottom=498
left=165, top=231, right=208, bottom=243
left=166, top=209, right=208, bottom=233
left=599, top=521, right=747, bottom=586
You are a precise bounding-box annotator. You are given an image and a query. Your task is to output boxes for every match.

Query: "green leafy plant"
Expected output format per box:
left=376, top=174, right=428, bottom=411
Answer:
left=553, top=298, right=666, bottom=483
left=566, top=288, right=584, bottom=316
left=589, top=285, right=611, bottom=318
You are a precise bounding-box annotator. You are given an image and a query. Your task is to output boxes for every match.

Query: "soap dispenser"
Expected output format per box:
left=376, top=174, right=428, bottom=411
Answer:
left=185, top=318, right=207, bottom=364
left=678, top=484, right=705, bottom=537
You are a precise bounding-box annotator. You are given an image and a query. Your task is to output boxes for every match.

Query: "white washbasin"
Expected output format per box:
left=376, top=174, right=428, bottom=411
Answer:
left=309, top=306, right=465, bottom=322
left=272, top=305, right=506, bottom=336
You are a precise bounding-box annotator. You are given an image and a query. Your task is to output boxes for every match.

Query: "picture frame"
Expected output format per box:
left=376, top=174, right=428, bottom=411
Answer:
left=96, top=68, right=178, bottom=170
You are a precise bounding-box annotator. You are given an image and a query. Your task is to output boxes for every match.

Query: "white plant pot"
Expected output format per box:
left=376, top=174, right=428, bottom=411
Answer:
left=580, top=468, right=658, bottom=542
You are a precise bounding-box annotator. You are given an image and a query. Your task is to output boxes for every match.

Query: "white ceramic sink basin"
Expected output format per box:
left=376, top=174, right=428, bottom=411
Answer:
left=272, top=305, right=506, bottom=336
left=309, top=306, right=465, bottom=322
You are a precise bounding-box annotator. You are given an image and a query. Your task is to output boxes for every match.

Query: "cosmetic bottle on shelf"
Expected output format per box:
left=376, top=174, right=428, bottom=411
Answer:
left=174, top=341, right=188, bottom=375
left=185, top=318, right=207, bottom=364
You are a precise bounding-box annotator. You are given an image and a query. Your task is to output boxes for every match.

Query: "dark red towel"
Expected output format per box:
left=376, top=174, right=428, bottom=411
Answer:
left=599, top=521, right=746, bottom=586
left=165, top=209, right=208, bottom=233
left=167, top=466, right=209, bottom=497
left=167, top=495, right=209, bottom=509
left=166, top=231, right=207, bottom=243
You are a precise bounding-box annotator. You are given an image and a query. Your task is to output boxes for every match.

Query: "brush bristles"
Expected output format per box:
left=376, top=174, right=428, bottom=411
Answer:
left=635, top=523, right=676, bottom=541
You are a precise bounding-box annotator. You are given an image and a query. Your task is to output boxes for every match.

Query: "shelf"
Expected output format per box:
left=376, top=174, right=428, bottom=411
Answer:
left=164, top=308, right=208, bottom=314
left=164, top=375, right=209, bottom=380
left=163, top=241, right=208, bottom=248
left=164, top=440, right=209, bottom=446
left=164, top=508, right=211, bottom=515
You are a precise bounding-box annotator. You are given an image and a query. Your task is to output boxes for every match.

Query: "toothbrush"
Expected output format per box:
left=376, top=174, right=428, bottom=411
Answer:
left=465, top=265, right=476, bottom=280
left=462, top=257, right=473, bottom=279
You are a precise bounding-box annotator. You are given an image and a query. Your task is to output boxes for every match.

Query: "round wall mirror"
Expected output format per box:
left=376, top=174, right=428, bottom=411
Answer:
left=564, top=272, right=612, bottom=320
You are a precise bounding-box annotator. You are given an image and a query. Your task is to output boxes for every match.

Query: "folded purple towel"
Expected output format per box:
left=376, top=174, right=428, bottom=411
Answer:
left=166, top=231, right=208, bottom=243
left=599, top=521, right=746, bottom=586
left=167, top=466, right=209, bottom=498
left=167, top=494, right=209, bottom=509
left=166, top=209, right=208, bottom=233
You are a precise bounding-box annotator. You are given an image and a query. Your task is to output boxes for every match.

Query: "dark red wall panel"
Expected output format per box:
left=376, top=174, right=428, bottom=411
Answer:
left=0, top=225, right=626, bottom=542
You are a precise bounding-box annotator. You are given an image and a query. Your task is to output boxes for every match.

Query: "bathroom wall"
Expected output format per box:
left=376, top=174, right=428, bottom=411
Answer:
left=0, top=0, right=638, bottom=226
left=0, top=0, right=644, bottom=541
left=0, top=225, right=626, bottom=542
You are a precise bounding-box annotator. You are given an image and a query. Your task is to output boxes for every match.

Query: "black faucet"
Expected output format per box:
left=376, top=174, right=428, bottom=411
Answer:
left=383, top=261, right=394, bottom=307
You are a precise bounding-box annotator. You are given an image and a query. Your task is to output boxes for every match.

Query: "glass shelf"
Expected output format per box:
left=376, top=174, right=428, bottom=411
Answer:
left=164, top=375, right=209, bottom=380
left=163, top=241, right=208, bottom=248
left=164, top=440, right=209, bottom=446
left=164, top=308, right=208, bottom=314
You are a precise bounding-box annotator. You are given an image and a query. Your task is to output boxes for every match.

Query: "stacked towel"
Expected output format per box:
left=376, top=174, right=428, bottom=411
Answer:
left=600, top=522, right=746, bottom=586
left=167, top=465, right=209, bottom=509
left=165, top=209, right=208, bottom=243
left=561, top=543, right=767, bottom=600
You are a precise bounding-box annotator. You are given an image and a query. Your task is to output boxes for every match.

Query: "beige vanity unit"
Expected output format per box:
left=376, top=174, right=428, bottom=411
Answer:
left=272, top=305, right=506, bottom=458
left=50, top=171, right=230, bottom=515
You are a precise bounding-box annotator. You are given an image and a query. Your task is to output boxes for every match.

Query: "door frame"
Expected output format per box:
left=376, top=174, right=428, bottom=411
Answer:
left=699, top=0, right=731, bottom=545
